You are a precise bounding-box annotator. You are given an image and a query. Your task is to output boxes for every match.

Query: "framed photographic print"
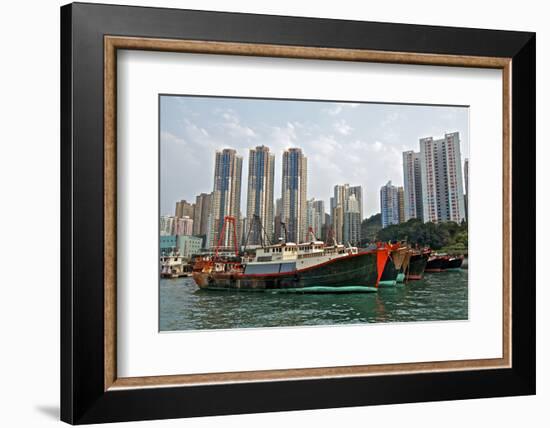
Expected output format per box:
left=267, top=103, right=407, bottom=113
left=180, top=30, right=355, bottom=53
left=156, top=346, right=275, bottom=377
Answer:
left=61, top=2, right=536, bottom=424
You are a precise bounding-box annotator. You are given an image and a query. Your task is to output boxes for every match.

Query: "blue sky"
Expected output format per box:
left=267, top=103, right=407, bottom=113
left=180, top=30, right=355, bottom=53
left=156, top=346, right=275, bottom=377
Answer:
left=160, top=95, right=469, bottom=218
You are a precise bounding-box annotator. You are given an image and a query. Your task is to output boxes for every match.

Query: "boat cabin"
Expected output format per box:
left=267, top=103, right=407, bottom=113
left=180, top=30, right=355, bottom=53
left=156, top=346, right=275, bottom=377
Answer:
left=242, top=241, right=359, bottom=275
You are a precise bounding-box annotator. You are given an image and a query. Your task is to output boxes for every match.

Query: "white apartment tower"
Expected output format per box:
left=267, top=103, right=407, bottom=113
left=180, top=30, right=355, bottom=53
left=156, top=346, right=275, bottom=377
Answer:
left=343, top=194, right=361, bottom=245
left=380, top=181, right=400, bottom=228
left=306, top=199, right=325, bottom=241
left=332, top=184, right=363, bottom=244
left=419, top=132, right=466, bottom=223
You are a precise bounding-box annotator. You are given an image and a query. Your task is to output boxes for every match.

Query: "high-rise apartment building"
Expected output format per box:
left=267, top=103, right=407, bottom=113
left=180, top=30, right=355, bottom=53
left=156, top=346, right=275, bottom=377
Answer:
left=246, top=146, right=275, bottom=245
left=397, top=186, right=405, bottom=223
left=380, top=181, right=400, bottom=228
left=322, top=213, right=331, bottom=243
left=331, top=185, right=347, bottom=244
left=175, top=199, right=195, bottom=219
left=419, top=132, right=466, bottom=223
left=193, top=192, right=212, bottom=237
left=281, top=148, right=308, bottom=243
left=160, top=215, right=175, bottom=236
left=331, top=184, right=363, bottom=244
left=402, top=150, right=423, bottom=221
left=207, top=148, right=243, bottom=248
left=175, top=216, right=193, bottom=236
left=348, top=186, right=363, bottom=221
left=343, top=194, right=361, bottom=245
left=330, top=194, right=343, bottom=245
left=274, top=198, right=283, bottom=243
left=306, top=199, right=325, bottom=241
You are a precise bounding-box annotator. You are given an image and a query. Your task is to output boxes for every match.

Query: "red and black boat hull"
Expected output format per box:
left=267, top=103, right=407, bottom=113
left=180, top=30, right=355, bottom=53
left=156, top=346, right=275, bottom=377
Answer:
left=380, top=255, right=399, bottom=285
left=425, top=255, right=451, bottom=272
left=446, top=256, right=464, bottom=269
left=193, top=251, right=381, bottom=293
left=406, top=251, right=430, bottom=280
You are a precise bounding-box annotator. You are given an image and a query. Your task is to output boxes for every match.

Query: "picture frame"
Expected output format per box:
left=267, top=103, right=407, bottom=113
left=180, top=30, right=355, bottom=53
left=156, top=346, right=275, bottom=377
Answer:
left=61, top=2, right=535, bottom=424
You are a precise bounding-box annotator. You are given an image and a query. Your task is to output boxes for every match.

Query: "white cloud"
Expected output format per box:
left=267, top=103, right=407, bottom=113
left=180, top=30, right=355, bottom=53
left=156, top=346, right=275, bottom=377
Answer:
left=160, top=130, right=187, bottom=146
left=183, top=118, right=211, bottom=140
left=268, top=122, right=298, bottom=149
left=333, top=119, right=353, bottom=136
left=371, top=141, right=384, bottom=152
left=325, top=105, right=343, bottom=116
left=217, top=108, right=257, bottom=139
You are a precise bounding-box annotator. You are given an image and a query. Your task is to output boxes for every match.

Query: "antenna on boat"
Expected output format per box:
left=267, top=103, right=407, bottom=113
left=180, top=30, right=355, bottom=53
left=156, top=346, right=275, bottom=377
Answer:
left=307, top=226, right=317, bottom=242
left=243, top=217, right=254, bottom=253
left=328, top=226, right=337, bottom=246
left=244, top=214, right=272, bottom=250
left=243, top=215, right=272, bottom=251
left=256, top=214, right=273, bottom=246
left=280, top=221, right=288, bottom=244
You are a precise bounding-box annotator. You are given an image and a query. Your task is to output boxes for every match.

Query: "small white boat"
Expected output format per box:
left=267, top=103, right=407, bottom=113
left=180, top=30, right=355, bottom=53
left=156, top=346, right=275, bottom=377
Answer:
left=160, top=250, right=187, bottom=278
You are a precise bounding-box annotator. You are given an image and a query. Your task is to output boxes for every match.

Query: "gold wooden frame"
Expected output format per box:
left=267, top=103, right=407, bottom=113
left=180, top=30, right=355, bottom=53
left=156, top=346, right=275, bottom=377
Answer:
left=104, top=36, right=512, bottom=391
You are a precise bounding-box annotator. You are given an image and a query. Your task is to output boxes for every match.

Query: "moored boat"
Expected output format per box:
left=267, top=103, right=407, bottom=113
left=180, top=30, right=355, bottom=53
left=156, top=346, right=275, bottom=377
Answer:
left=193, top=240, right=388, bottom=293
left=160, top=250, right=189, bottom=278
left=379, top=254, right=398, bottom=286
left=406, top=249, right=431, bottom=280
left=425, top=254, right=451, bottom=272
left=446, top=255, right=464, bottom=270
left=379, top=244, right=411, bottom=286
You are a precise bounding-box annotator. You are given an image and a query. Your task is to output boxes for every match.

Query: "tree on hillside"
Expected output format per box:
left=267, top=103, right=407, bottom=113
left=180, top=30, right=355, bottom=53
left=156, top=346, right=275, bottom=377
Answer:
left=375, top=219, right=467, bottom=250
left=360, top=213, right=382, bottom=244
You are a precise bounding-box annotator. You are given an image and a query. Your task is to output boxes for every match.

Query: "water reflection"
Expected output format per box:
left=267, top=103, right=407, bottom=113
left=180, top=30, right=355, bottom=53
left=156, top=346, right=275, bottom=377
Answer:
left=160, top=270, right=468, bottom=331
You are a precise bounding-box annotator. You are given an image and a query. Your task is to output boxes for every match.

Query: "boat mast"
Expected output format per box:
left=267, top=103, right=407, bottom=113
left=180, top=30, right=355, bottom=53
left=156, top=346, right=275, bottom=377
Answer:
left=307, top=226, right=317, bottom=242
left=214, top=216, right=239, bottom=260
left=327, top=226, right=337, bottom=246
left=243, top=214, right=273, bottom=251
left=280, top=221, right=288, bottom=244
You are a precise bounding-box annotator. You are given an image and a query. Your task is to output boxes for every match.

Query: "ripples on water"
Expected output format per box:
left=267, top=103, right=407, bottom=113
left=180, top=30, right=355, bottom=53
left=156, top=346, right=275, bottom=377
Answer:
left=159, top=271, right=468, bottom=331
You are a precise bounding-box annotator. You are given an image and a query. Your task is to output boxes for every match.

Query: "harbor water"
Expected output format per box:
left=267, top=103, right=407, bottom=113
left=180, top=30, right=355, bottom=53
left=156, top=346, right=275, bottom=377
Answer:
left=160, top=269, right=468, bottom=331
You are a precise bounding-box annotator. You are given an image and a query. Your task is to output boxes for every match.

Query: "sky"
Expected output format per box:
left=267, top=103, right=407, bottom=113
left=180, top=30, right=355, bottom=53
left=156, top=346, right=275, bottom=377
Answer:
left=160, top=95, right=469, bottom=218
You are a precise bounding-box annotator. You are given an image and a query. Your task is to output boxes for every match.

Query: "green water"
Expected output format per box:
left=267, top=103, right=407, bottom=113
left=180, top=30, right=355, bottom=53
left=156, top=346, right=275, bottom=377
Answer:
left=159, top=270, right=468, bottom=331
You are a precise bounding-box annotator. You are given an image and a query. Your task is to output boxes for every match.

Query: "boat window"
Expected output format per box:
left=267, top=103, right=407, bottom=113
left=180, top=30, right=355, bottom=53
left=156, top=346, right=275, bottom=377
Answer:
left=279, top=262, right=296, bottom=273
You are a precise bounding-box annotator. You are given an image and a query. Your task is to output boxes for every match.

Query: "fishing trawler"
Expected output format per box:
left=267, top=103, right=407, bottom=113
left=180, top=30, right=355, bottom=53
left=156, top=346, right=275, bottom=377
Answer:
left=379, top=243, right=411, bottom=286
left=446, top=255, right=465, bottom=270
left=425, top=254, right=451, bottom=272
left=192, top=216, right=388, bottom=293
left=425, top=253, right=464, bottom=272
left=406, top=248, right=431, bottom=280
